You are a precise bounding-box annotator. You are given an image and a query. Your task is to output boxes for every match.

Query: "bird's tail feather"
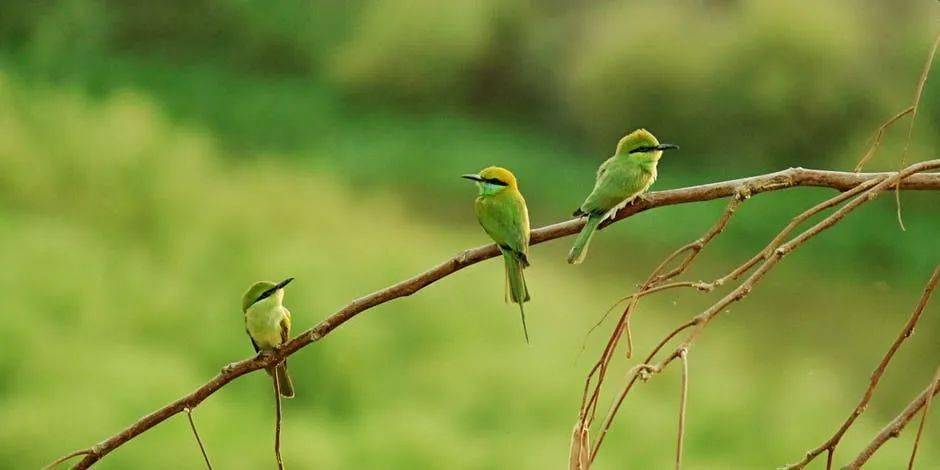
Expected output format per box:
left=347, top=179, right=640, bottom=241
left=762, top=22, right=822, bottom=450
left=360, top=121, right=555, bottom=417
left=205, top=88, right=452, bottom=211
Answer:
left=567, top=215, right=603, bottom=264
left=272, top=362, right=294, bottom=398
left=504, top=251, right=530, bottom=303
left=503, top=251, right=531, bottom=343
left=517, top=301, right=529, bottom=344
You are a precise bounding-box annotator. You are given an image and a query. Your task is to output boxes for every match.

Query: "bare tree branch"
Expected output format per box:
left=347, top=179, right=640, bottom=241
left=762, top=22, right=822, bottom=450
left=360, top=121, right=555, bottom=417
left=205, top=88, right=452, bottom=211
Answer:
left=843, top=373, right=940, bottom=470
left=47, top=165, right=940, bottom=469
left=781, top=266, right=940, bottom=470
left=585, top=160, right=940, bottom=463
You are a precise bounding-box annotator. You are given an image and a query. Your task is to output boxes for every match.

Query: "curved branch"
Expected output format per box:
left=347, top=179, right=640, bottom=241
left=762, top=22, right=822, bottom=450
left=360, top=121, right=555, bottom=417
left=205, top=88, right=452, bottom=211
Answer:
left=843, top=373, right=940, bottom=469
left=52, top=165, right=940, bottom=469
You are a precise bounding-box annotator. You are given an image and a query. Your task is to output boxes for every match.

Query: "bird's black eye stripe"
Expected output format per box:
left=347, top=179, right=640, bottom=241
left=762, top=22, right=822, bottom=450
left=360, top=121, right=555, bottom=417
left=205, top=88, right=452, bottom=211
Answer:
left=629, top=145, right=657, bottom=154
left=483, top=177, right=508, bottom=186
left=253, top=286, right=278, bottom=306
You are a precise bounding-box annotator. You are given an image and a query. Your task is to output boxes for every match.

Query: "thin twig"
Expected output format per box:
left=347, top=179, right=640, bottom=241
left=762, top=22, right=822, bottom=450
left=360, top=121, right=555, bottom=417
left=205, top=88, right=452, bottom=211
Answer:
left=902, top=33, right=940, bottom=162
left=40, top=449, right=91, bottom=470
left=273, top=373, right=284, bottom=470
left=675, top=349, right=689, bottom=470
left=853, top=106, right=914, bottom=173
left=722, top=176, right=882, bottom=284
left=895, top=32, right=940, bottom=230
left=185, top=408, right=213, bottom=470
left=781, top=266, right=940, bottom=470
left=46, top=167, right=940, bottom=469
left=842, top=374, right=940, bottom=469
left=908, top=366, right=940, bottom=470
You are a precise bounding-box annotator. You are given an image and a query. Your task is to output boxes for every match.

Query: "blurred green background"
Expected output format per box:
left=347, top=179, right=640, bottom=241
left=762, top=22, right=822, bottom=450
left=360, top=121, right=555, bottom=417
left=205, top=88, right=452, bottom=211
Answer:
left=1, top=1, right=938, bottom=468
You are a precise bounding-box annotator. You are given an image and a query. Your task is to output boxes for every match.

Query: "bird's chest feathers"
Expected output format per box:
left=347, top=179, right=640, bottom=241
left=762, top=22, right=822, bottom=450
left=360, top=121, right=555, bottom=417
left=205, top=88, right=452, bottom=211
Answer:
left=245, top=299, right=287, bottom=349
left=475, top=190, right=512, bottom=214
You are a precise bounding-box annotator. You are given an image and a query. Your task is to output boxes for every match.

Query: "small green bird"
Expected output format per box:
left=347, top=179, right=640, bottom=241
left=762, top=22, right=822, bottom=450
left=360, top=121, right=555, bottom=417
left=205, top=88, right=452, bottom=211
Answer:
left=568, top=129, right=678, bottom=264
left=462, top=167, right=532, bottom=343
left=242, top=278, right=295, bottom=398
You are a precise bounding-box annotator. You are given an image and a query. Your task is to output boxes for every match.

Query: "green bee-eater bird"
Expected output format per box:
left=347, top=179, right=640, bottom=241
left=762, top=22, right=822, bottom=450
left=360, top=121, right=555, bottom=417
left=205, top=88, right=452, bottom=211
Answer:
left=462, top=167, right=532, bottom=343
left=568, top=129, right=678, bottom=265
left=242, top=278, right=295, bottom=398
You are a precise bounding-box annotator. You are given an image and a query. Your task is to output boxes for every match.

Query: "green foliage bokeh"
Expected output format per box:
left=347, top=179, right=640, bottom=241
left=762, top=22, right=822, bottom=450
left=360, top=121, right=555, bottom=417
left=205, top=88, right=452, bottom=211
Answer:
left=0, top=1, right=938, bottom=468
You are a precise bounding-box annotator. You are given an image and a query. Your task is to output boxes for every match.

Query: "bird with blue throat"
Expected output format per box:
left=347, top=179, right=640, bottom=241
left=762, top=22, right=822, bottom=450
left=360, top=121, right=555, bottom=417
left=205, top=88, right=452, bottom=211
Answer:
left=242, top=278, right=295, bottom=398
left=568, top=129, right=678, bottom=265
left=462, top=167, right=532, bottom=343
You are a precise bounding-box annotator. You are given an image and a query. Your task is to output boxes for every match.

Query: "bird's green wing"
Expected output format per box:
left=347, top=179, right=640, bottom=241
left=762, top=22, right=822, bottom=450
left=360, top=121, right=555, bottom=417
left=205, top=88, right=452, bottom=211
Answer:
left=475, top=190, right=530, bottom=262
left=579, top=157, right=650, bottom=215
left=245, top=323, right=260, bottom=353
left=595, top=156, right=613, bottom=180
left=280, top=309, right=291, bottom=344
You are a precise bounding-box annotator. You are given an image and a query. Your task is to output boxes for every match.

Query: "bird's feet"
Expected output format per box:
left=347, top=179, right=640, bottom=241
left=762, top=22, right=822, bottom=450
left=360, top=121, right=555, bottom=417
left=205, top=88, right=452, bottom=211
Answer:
left=630, top=194, right=651, bottom=206
left=257, top=349, right=276, bottom=360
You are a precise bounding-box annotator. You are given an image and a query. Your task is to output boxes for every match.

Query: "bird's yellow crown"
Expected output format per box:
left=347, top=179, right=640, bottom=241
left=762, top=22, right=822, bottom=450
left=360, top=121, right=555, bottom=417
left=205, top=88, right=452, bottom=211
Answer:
left=478, top=166, right=518, bottom=188
left=615, top=129, right=660, bottom=155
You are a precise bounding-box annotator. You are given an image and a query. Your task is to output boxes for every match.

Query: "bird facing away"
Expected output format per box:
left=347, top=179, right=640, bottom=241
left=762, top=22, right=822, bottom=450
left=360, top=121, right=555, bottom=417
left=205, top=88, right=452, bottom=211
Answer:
left=242, top=278, right=295, bottom=398
left=462, top=167, right=532, bottom=343
left=568, top=129, right=678, bottom=265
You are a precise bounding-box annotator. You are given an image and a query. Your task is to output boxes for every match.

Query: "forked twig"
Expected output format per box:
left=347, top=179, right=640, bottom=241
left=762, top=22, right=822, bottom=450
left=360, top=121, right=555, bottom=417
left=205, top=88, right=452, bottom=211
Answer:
left=894, top=32, right=940, bottom=230
left=718, top=176, right=882, bottom=285
left=589, top=319, right=700, bottom=461
left=853, top=106, right=914, bottom=173
left=780, top=266, right=940, bottom=470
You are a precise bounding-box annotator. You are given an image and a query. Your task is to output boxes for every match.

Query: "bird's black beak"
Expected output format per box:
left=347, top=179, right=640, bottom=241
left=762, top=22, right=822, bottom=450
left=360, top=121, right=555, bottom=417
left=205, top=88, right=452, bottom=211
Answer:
left=655, top=143, right=679, bottom=151
left=275, top=277, right=294, bottom=291
left=255, top=277, right=294, bottom=305
left=461, top=174, right=483, bottom=182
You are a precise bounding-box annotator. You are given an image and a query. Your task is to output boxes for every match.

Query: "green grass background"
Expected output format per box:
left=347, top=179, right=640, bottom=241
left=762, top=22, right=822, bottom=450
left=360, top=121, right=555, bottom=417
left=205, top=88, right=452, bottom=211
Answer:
left=0, top=1, right=938, bottom=468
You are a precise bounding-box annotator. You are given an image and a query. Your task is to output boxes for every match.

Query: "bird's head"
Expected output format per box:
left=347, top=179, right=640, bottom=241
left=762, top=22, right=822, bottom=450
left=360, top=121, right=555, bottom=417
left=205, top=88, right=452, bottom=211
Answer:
left=615, top=129, right=679, bottom=161
left=461, top=166, right=518, bottom=196
left=241, top=278, right=293, bottom=313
